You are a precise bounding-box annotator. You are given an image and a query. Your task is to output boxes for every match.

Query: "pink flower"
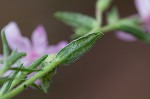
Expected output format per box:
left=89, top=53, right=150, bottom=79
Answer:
left=116, top=0, right=150, bottom=41
left=1, top=22, right=68, bottom=84
left=3, top=22, right=68, bottom=66
left=115, top=31, right=137, bottom=42
left=135, top=0, right=150, bottom=22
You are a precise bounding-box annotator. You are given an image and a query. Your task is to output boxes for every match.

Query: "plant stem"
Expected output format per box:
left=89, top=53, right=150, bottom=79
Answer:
left=95, top=8, right=102, bottom=26
left=101, top=24, right=116, bottom=33
left=0, top=59, right=60, bottom=99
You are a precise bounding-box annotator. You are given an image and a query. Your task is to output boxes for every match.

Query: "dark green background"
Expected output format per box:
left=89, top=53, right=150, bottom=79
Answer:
left=0, top=0, right=150, bottom=99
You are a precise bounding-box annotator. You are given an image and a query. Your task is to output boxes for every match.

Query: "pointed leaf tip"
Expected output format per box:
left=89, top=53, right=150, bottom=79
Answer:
left=55, top=32, right=101, bottom=65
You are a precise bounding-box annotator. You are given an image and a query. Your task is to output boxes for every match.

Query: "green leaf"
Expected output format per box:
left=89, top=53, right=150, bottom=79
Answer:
left=40, top=70, right=55, bottom=93
left=27, top=55, right=48, bottom=71
left=107, top=7, right=119, bottom=25
left=39, top=55, right=57, bottom=93
left=121, top=16, right=141, bottom=26
left=30, top=70, right=55, bottom=93
left=0, top=77, right=13, bottom=84
left=1, top=30, right=9, bottom=59
left=7, top=55, right=48, bottom=91
left=96, top=0, right=111, bottom=12
left=0, top=63, right=23, bottom=95
left=10, top=67, right=42, bottom=72
left=0, top=77, right=25, bottom=85
left=116, top=23, right=150, bottom=42
left=10, top=49, right=18, bottom=58
left=55, top=32, right=101, bottom=65
left=30, top=83, right=43, bottom=91
left=7, top=52, right=26, bottom=66
left=0, top=41, right=26, bottom=77
left=55, top=11, right=97, bottom=29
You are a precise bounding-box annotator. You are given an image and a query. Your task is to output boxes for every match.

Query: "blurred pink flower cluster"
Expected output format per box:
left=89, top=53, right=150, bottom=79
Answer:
left=116, top=0, right=150, bottom=41
left=3, top=22, right=68, bottom=66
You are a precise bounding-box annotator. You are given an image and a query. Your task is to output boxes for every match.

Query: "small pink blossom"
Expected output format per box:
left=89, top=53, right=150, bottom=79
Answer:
left=135, top=0, right=150, bottom=21
left=116, top=0, right=150, bottom=42
left=115, top=31, right=137, bottom=42
left=3, top=22, right=68, bottom=66
left=1, top=22, right=68, bottom=84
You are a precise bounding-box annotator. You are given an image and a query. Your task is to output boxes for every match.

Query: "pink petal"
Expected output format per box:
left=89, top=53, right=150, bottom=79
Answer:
left=21, top=51, right=40, bottom=66
left=3, top=22, right=31, bottom=52
left=3, top=22, right=21, bottom=37
left=31, top=25, right=48, bottom=54
left=135, top=0, right=150, bottom=20
left=47, top=41, right=68, bottom=54
left=115, top=31, right=137, bottom=42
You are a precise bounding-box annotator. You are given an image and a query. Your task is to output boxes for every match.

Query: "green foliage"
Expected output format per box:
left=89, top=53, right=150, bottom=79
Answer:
left=116, top=22, right=150, bottom=42
left=0, top=32, right=26, bottom=77
left=55, top=11, right=97, bottom=36
left=55, top=32, right=101, bottom=65
left=27, top=55, right=48, bottom=71
left=1, top=30, right=9, bottom=58
left=8, top=52, right=26, bottom=66
left=9, top=67, right=41, bottom=72
left=34, top=32, right=101, bottom=93
left=6, top=55, right=48, bottom=93
left=30, top=83, right=43, bottom=91
left=55, top=11, right=96, bottom=28
left=40, top=70, right=55, bottom=93
left=107, top=7, right=119, bottom=25
left=96, top=0, right=111, bottom=12
left=0, top=62, right=23, bottom=95
left=0, top=77, right=14, bottom=85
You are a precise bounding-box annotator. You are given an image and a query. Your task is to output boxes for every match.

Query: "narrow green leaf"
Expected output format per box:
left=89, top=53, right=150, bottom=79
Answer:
left=55, top=32, right=101, bottom=65
left=10, top=67, right=42, bottom=72
left=9, top=49, right=18, bottom=58
left=41, top=70, right=55, bottom=93
left=0, top=77, right=25, bottom=85
left=54, top=11, right=97, bottom=30
left=96, top=0, right=111, bottom=12
left=0, top=77, right=13, bottom=84
left=1, top=30, right=9, bottom=59
left=0, top=63, right=23, bottom=95
left=116, top=23, right=150, bottom=42
left=107, top=7, right=119, bottom=25
left=8, top=55, right=48, bottom=90
left=0, top=34, right=26, bottom=77
left=27, top=55, right=48, bottom=71
left=0, top=31, right=9, bottom=77
left=30, top=83, right=43, bottom=91
left=7, top=52, right=26, bottom=66
left=121, top=16, right=141, bottom=26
